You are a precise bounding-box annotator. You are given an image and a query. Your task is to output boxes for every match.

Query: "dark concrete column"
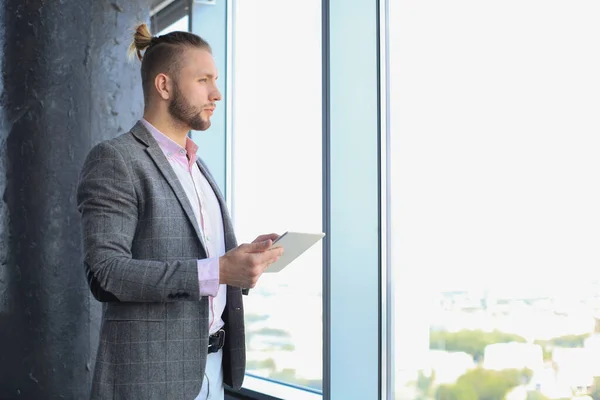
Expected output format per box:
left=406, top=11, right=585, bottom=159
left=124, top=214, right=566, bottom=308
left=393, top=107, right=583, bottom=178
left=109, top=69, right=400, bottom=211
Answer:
left=0, top=1, right=147, bottom=398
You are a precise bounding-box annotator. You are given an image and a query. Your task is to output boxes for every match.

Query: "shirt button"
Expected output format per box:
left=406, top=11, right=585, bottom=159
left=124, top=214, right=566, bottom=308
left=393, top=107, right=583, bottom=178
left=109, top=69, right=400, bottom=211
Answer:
left=179, top=149, right=185, bottom=155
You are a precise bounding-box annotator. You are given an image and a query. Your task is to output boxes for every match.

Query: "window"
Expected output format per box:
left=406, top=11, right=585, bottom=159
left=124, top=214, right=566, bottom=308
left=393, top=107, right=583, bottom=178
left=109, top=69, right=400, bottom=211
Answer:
left=156, top=15, right=188, bottom=35
left=151, top=0, right=189, bottom=35
left=231, top=0, right=323, bottom=394
left=389, top=2, right=600, bottom=399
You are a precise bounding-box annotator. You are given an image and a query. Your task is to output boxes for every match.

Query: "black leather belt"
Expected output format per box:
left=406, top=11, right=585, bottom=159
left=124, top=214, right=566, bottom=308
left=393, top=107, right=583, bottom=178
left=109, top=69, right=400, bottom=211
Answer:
left=208, top=329, right=225, bottom=354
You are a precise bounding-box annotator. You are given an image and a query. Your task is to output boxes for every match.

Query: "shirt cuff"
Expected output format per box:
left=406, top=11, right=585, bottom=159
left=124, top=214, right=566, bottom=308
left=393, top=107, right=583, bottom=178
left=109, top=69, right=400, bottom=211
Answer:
left=197, top=257, right=220, bottom=297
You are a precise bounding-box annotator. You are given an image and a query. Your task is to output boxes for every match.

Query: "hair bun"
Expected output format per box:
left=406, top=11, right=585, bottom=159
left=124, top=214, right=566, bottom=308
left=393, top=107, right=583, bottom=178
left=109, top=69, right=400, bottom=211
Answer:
left=128, top=23, right=154, bottom=61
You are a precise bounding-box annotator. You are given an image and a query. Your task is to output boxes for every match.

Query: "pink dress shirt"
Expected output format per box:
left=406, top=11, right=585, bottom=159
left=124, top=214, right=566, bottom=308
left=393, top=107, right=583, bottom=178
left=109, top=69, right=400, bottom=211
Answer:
left=140, top=119, right=227, bottom=335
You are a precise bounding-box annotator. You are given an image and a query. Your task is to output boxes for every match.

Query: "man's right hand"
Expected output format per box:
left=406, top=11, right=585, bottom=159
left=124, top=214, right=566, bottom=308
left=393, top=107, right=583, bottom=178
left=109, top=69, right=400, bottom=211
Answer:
left=219, top=240, right=284, bottom=288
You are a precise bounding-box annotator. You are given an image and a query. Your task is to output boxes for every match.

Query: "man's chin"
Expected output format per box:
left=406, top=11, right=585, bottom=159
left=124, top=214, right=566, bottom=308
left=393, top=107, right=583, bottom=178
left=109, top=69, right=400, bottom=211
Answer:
left=191, top=120, right=211, bottom=131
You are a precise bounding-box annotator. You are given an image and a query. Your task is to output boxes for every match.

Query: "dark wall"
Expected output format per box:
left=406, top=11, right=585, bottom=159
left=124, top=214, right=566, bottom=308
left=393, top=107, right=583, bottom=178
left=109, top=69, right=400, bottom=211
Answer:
left=0, top=1, right=148, bottom=398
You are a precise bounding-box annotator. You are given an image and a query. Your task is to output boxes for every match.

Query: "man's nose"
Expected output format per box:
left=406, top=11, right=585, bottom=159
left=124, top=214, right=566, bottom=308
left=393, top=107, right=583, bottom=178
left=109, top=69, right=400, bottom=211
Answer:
left=211, top=87, right=222, bottom=102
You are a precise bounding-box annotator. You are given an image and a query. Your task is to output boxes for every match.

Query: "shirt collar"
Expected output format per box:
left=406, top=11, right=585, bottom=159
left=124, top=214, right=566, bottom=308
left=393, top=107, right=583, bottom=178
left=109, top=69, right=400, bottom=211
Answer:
left=140, top=118, right=199, bottom=166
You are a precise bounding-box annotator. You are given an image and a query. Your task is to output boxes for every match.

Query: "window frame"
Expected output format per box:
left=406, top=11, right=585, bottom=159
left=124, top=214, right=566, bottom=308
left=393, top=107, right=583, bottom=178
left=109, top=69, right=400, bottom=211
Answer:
left=325, top=0, right=383, bottom=398
left=150, top=0, right=190, bottom=34
left=182, top=0, right=390, bottom=398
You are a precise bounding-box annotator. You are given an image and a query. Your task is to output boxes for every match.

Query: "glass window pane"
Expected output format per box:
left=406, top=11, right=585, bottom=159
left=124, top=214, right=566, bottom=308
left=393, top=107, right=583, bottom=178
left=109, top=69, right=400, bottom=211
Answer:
left=232, top=0, right=322, bottom=391
left=389, top=2, right=600, bottom=399
left=156, top=15, right=188, bottom=35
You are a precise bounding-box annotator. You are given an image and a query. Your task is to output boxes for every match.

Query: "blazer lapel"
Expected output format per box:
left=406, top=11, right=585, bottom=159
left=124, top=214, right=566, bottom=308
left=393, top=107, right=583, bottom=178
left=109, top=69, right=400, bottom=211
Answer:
left=131, top=122, right=208, bottom=255
left=196, top=159, right=238, bottom=251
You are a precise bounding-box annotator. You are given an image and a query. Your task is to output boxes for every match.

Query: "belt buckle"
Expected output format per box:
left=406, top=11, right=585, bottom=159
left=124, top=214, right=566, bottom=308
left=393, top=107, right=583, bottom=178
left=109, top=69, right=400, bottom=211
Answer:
left=208, top=329, right=225, bottom=352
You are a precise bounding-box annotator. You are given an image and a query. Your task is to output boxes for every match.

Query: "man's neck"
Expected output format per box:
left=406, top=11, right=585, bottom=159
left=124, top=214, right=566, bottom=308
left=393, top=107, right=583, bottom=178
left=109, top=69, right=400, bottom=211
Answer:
left=143, top=113, right=189, bottom=149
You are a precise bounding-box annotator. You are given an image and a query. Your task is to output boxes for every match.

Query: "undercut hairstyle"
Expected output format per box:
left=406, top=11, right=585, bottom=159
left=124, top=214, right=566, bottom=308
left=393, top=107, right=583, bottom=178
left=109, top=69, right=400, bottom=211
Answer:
left=128, top=23, right=212, bottom=103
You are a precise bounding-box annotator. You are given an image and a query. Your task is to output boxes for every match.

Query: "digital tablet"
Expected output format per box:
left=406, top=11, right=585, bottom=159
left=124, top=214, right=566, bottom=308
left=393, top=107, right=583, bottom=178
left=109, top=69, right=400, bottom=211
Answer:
left=265, top=231, right=325, bottom=273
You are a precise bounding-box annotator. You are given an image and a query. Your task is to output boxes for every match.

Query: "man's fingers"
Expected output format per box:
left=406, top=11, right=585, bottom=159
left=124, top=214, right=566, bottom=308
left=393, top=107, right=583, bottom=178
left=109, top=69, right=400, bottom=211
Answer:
left=252, top=248, right=284, bottom=268
left=252, top=233, right=280, bottom=244
left=271, top=247, right=284, bottom=257
left=222, top=242, right=283, bottom=288
left=264, top=233, right=280, bottom=242
left=245, top=240, right=272, bottom=253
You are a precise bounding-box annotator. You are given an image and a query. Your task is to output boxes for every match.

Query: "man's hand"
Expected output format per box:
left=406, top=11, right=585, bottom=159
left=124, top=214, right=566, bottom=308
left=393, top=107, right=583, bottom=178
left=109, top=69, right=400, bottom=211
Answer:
left=219, top=237, right=284, bottom=288
left=252, top=233, right=280, bottom=244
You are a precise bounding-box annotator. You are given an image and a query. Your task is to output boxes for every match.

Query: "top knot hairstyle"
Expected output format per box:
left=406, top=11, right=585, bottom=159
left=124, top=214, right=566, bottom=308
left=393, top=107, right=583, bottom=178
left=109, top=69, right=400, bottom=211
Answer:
left=128, top=23, right=212, bottom=102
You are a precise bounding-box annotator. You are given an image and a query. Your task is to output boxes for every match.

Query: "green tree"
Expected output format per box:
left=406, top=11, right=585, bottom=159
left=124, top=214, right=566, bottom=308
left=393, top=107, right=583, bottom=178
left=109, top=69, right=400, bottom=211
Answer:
left=437, top=381, right=477, bottom=400
left=535, top=333, right=590, bottom=350
left=534, top=333, right=591, bottom=364
left=415, top=370, right=435, bottom=400
left=455, top=367, right=531, bottom=400
left=590, top=376, right=600, bottom=400
left=246, top=358, right=276, bottom=370
left=540, top=347, right=552, bottom=361
left=430, top=329, right=526, bottom=361
left=526, top=392, right=551, bottom=400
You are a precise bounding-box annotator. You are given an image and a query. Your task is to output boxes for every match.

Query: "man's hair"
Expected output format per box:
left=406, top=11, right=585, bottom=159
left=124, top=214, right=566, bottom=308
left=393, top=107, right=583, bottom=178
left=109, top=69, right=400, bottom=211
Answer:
left=128, top=23, right=212, bottom=103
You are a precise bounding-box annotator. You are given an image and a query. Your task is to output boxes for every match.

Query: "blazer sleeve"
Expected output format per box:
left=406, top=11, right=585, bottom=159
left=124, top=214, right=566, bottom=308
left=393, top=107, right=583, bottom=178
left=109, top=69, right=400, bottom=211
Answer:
left=77, top=141, right=200, bottom=303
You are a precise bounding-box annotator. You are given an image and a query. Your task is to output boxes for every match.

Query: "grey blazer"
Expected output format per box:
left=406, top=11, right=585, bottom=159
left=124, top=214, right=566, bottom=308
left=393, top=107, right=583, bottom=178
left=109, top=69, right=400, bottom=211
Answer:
left=77, top=122, right=246, bottom=400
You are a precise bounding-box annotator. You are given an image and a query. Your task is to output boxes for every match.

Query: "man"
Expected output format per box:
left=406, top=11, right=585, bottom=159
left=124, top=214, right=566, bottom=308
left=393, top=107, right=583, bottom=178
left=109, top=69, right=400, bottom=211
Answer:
left=77, top=24, right=283, bottom=400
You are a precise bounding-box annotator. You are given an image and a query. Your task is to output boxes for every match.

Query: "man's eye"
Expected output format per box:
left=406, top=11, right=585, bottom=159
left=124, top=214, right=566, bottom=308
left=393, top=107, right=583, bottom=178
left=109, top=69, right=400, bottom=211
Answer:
left=199, top=78, right=208, bottom=82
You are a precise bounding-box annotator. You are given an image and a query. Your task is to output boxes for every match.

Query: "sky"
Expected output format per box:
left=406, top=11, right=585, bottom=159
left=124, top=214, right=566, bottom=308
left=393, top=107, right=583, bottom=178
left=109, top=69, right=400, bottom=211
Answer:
left=231, top=0, right=323, bottom=295
left=389, top=1, right=600, bottom=296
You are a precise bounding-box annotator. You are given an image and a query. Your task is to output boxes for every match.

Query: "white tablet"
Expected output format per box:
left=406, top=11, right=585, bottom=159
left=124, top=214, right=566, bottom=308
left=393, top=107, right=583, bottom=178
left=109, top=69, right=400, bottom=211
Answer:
left=265, top=231, right=325, bottom=273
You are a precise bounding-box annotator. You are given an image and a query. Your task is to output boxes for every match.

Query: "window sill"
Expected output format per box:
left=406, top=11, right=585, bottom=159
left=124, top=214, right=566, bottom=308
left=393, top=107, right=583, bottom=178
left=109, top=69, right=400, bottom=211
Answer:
left=225, top=374, right=322, bottom=400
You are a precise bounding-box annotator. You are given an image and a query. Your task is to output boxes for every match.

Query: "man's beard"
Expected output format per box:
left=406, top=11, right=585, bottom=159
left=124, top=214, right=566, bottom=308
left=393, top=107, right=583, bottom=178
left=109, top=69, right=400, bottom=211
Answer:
left=168, top=80, right=211, bottom=131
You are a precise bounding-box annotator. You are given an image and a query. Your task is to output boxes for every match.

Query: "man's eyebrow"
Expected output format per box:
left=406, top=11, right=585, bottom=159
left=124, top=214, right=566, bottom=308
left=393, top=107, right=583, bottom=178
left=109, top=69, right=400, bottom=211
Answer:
left=197, top=72, right=218, bottom=79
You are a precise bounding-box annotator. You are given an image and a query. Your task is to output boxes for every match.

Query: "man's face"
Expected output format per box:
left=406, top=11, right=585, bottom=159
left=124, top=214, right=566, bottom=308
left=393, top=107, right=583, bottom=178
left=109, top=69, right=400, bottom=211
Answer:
left=168, top=48, right=221, bottom=131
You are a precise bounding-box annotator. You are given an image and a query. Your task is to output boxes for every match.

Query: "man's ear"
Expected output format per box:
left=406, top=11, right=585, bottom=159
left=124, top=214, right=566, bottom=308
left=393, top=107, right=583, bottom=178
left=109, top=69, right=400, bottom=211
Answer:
left=154, top=73, right=171, bottom=100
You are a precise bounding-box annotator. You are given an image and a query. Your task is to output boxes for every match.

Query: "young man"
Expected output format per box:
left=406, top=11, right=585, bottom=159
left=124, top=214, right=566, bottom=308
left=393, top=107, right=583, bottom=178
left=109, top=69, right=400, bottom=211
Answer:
left=77, top=24, right=283, bottom=400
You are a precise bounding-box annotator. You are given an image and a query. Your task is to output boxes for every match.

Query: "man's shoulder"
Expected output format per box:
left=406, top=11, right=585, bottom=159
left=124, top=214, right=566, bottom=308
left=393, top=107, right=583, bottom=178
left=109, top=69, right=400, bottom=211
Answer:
left=87, top=129, right=142, bottom=159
